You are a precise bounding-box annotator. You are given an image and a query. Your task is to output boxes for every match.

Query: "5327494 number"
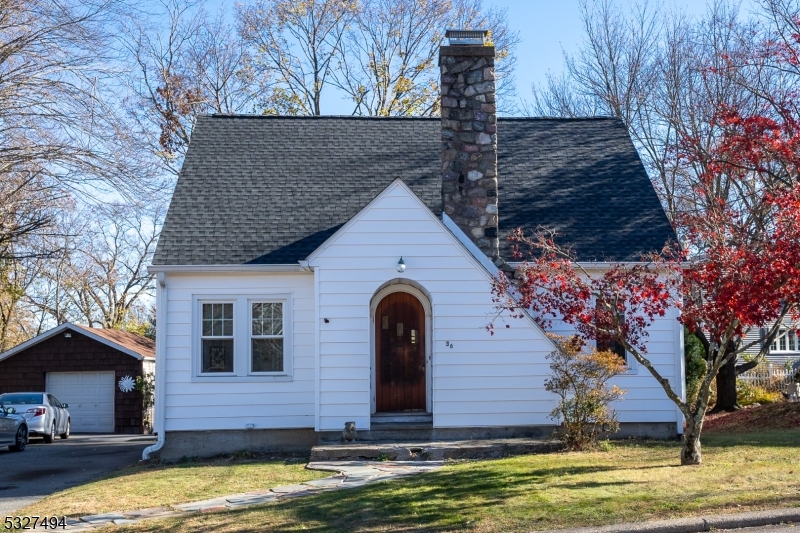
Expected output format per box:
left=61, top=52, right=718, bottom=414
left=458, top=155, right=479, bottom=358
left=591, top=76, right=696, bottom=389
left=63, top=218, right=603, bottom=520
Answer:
left=3, top=516, right=67, bottom=530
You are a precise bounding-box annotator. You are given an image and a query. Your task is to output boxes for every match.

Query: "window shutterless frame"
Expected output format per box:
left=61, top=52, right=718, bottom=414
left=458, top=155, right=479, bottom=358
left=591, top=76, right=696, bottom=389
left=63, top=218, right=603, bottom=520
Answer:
left=191, top=294, right=293, bottom=382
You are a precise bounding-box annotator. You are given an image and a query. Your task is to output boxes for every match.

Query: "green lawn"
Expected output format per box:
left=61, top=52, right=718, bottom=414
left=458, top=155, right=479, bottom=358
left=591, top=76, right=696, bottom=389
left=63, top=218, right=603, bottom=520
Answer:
left=16, top=454, right=327, bottom=518
left=95, top=430, right=800, bottom=532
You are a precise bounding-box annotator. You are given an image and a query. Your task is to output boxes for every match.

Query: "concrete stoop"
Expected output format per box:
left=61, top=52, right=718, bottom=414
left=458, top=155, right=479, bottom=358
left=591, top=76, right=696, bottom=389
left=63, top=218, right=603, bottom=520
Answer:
left=310, top=437, right=561, bottom=461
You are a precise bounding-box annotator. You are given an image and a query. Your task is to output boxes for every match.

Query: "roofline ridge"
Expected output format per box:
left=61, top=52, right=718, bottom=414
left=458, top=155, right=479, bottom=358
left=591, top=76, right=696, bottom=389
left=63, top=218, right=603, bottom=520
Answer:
left=200, top=114, right=621, bottom=121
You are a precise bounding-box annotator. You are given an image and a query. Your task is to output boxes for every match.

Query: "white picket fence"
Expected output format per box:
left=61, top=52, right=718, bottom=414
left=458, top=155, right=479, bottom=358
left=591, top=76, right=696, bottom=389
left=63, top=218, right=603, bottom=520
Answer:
left=738, top=364, right=794, bottom=391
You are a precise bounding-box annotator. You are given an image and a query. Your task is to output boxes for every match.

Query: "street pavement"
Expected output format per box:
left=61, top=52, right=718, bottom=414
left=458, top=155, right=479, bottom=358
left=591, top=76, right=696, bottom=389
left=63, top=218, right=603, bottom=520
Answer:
left=0, top=434, right=154, bottom=517
left=716, top=526, right=797, bottom=532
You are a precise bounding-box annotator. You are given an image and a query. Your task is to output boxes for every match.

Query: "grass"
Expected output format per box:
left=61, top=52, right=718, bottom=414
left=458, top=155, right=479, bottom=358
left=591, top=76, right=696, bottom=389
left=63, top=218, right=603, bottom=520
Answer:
left=16, top=453, right=327, bottom=518
left=87, top=429, right=800, bottom=533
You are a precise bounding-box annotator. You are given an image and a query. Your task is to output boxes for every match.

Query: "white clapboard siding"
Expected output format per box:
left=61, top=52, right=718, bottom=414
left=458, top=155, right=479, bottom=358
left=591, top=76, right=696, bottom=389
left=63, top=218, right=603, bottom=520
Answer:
left=308, top=181, right=682, bottom=431
left=549, top=304, right=682, bottom=419
left=310, top=181, right=559, bottom=431
left=161, top=272, right=316, bottom=431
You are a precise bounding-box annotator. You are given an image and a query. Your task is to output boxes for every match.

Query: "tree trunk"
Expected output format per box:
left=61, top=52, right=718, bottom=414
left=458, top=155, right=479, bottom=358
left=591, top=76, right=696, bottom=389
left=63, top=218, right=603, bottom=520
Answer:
left=681, top=423, right=702, bottom=465
left=709, top=342, right=740, bottom=413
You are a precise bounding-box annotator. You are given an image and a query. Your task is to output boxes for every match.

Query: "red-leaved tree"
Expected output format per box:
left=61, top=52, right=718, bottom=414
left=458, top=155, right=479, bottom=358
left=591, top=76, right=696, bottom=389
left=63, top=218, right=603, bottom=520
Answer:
left=493, top=101, right=800, bottom=465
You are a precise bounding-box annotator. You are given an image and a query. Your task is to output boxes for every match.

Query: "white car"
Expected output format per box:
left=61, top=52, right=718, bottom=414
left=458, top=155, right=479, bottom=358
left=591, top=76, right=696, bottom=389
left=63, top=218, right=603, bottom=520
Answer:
left=0, top=404, right=27, bottom=452
left=0, top=393, right=70, bottom=443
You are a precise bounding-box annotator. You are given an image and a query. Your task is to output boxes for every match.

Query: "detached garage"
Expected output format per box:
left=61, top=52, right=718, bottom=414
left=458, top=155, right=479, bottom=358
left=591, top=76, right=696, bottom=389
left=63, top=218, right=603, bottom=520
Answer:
left=0, top=323, right=155, bottom=434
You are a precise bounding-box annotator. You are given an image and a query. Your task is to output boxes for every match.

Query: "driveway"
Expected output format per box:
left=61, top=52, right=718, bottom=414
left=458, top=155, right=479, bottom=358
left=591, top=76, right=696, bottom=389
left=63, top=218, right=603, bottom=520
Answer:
left=0, top=434, right=154, bottom=516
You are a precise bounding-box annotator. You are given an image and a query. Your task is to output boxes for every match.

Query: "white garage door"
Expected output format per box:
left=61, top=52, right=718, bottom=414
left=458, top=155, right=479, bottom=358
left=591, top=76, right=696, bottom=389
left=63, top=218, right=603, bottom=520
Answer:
left=46, top=372, right=115, bottom=433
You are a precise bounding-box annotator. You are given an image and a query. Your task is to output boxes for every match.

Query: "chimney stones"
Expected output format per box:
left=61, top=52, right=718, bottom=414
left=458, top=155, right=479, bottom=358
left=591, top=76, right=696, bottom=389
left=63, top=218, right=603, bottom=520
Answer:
left=440, top=32, right=499, bottom=259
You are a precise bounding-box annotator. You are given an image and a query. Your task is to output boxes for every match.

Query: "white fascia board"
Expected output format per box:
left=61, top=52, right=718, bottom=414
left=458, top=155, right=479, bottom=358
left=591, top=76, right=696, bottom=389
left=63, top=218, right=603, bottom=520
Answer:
left=148, top=264, right=305, bottom=274
left=442, top=214, right=499, bottom=276
left=0, top=323, right=146, bottom=363
left=507, top=261, right=649, bottom=270
left=508, top=261, right=684, bottom=276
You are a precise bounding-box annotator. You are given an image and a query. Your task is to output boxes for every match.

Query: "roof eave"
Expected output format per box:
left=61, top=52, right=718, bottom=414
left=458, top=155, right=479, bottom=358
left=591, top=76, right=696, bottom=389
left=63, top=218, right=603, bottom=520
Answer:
left=0, top=323, right=150, bottom=363
left=148, top=264, right=306, bottom=274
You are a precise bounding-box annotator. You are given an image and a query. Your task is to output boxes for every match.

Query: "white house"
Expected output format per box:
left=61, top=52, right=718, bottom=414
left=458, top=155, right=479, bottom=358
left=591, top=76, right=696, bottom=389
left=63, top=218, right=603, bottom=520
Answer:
left=144, top=31, right=685, bottom=460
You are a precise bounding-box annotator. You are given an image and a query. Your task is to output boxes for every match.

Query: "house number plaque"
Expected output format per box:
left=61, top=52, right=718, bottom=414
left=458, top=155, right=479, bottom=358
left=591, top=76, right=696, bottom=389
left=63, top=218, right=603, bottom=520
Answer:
left=445, top=341, right=454, bottom=348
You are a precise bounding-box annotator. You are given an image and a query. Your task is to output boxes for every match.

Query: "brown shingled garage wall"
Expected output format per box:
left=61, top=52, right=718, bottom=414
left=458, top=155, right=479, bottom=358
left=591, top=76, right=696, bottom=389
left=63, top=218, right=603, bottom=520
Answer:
left=0, top=330, right=146, bottom=434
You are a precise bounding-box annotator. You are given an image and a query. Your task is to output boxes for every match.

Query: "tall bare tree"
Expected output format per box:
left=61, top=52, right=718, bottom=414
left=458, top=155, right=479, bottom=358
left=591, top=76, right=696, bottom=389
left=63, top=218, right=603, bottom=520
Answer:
left=238, top=0, right=518, bottom=117
left=237, top=0, right=355, bottom=116
left=66, top=204, right=161, bottom=329
left=25, top=203, right=161, bottom=331
left=332, top=0, right=519, bottom=116
left=123, top=0, right=257, bottom=173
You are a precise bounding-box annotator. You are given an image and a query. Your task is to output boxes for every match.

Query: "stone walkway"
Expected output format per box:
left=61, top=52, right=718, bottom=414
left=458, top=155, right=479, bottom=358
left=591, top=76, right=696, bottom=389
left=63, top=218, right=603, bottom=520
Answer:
left=61, top=461, right=443, bottom=531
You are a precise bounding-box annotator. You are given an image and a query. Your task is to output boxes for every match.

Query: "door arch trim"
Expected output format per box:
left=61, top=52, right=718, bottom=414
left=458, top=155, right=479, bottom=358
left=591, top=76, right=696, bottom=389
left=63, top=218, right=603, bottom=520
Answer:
left=370, top=279, right=432, bottom=416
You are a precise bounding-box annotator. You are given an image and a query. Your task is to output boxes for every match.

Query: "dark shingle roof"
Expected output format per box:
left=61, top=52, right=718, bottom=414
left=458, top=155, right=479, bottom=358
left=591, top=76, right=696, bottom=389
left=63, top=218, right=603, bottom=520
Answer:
left=152, top=115, right=675, bottom=265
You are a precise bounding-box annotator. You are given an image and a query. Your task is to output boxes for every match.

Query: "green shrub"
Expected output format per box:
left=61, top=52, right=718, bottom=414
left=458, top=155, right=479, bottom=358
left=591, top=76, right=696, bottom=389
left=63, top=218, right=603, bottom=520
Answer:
left=684, top=328, right=707, bottom=404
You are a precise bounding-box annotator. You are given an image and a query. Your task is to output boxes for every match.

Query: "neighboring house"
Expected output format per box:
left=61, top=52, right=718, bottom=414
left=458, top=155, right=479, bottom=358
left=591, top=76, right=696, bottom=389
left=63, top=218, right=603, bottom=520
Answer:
left=0, top=323, right=155, bottom=434
left=145, top=31, right=684, bottom=460
left=742, top=320, right=800, bottom=368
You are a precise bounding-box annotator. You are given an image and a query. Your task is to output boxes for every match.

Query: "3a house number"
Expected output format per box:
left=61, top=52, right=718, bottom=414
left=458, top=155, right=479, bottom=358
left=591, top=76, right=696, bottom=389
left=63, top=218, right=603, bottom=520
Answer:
left=445, top=341, right=454, bottom=349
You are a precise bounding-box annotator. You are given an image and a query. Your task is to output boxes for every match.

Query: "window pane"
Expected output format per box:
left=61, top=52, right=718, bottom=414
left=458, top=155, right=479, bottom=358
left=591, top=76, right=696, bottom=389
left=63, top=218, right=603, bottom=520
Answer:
left=202, top=339, right=234, bottom=372
left=252, top=303, right=262, bottom=335
left=203, top=303, right=233, bottom=337
left=790, top=331, right=796, bottom=351
left=252, top=302, right=283, bottom=336
left=271, top=303, right=283, bottom=335
left=252, top=339, right=283, bottom=372
left=252, top=303, right=263, bottom=335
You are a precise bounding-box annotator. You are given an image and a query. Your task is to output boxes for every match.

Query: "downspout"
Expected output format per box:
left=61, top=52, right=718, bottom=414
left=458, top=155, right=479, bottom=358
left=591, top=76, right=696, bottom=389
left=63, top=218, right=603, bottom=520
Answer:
left=143, top=272, right=167, bottom=460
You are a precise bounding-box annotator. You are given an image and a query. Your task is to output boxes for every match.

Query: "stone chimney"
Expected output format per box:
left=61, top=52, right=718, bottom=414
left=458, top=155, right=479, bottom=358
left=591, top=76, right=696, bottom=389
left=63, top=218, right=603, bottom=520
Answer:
left=440, top=29, right=498, bottom=259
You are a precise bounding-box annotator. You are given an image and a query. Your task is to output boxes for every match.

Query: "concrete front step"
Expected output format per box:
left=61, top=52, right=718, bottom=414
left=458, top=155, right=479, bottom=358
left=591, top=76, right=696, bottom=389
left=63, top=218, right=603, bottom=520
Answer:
left=318, top=424, right=554, bottom=443
left=310, top=438, right=560, bottom=461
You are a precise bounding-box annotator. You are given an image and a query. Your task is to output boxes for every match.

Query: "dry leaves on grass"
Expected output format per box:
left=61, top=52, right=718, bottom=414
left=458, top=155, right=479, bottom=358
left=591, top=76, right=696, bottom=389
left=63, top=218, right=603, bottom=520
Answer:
left=704, top=402, right=800, bottom=433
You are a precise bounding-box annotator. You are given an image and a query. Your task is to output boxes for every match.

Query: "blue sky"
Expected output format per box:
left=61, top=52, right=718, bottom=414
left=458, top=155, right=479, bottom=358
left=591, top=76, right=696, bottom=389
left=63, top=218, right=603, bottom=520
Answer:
left=206, top=0, right=759, bottom=114
left=494, top=0, right=758, bottom=107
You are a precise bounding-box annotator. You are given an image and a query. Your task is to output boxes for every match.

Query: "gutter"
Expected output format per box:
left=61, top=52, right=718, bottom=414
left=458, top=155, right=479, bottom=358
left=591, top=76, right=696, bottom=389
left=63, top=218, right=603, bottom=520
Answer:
left=147, top=264, right=305, bottom=274
left=142, top=272, right=168, bottom=460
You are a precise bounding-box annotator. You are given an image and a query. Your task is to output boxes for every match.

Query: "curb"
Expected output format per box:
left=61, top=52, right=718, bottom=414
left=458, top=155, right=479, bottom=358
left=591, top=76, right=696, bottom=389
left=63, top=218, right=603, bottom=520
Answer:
left=547, top=507, right=800, bottom=533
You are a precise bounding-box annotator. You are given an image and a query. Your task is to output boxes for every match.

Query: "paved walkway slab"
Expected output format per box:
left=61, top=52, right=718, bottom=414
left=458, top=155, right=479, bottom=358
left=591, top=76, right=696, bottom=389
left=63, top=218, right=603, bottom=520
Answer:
left=58, top=460, right=444, bottom=530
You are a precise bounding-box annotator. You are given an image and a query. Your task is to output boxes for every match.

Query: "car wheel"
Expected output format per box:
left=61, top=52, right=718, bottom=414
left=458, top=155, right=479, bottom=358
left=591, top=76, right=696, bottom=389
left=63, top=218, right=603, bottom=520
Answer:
left=9, top=425, right=27, bottom=452
left=43, top=422, right=55, bottom=443
left=60, top=419, right=70, bottom=440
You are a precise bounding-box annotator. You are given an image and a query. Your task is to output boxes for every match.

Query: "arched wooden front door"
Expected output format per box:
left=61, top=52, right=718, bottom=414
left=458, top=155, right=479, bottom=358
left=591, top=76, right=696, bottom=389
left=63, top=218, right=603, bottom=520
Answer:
left=375, top=292, right=426, bottom=412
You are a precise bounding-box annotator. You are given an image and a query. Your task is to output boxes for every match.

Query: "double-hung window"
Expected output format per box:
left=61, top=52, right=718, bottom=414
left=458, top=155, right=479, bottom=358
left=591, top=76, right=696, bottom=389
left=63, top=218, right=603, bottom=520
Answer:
left=195, top=295, right=291, bottom=380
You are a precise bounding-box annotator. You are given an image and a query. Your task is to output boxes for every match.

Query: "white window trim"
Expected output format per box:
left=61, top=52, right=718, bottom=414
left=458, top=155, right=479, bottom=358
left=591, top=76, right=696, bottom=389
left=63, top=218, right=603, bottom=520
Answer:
left=191, top=293, right=293, bottom=383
